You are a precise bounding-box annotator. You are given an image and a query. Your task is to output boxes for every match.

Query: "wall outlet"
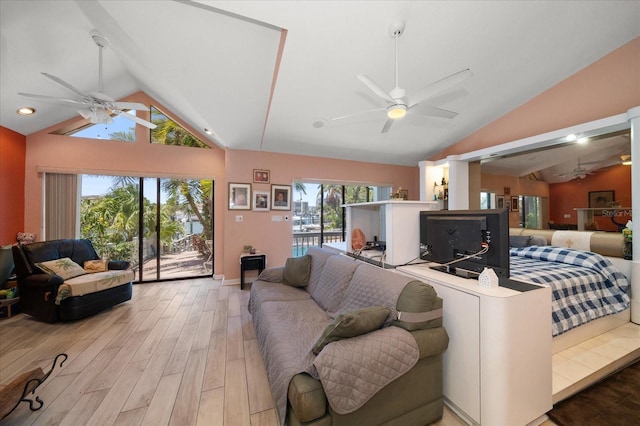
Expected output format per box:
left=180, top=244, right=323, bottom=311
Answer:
left=564, top=214, right=571, bottom=219
left=235, top=215, right=243, bottom=222
left=272, top=215, right=283, bottom=222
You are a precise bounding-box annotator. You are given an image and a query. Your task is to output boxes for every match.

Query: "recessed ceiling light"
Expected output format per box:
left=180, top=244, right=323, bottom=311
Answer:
left=204, top=128, right=213, bottom=135
left=17, top=107, right=36, bottom=115
left=577, top=137, right=588, bottom=144
left=566, top=134, right=577, bottom=141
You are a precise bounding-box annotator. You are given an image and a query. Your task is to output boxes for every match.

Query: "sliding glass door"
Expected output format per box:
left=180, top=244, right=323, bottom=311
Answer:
left=80, top=174, right=213, bottom=281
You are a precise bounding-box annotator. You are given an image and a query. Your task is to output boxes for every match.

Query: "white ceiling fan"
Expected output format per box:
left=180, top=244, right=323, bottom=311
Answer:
left=557, top=158, right=600, bottom=180
left=18, top=30, right=156, bottom=129
left=332, top=20, right=472, bottom=133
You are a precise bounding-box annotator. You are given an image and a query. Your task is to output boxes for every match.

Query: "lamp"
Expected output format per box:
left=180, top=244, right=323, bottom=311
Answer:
left=621, top=155, right=632, bottom=166
left=387, top=104, right=407, bottom=119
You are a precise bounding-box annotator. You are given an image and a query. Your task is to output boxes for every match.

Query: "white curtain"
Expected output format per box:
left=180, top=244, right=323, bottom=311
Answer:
left=44, top=173, right=79, bottom=240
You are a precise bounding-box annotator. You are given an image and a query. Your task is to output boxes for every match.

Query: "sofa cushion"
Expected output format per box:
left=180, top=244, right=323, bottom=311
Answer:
left=35, top=257, right=86, bottom=280
left=338, top=262, right=412, bottom=325
left=283, top=255, right=312, bottom=287
left=393, top=281, right=442, bottom=331
left=305, top=247, right=336, bottom=296
left=312, top=306, right=389, bottom=355
left=311, top=255, right=359, bottom=315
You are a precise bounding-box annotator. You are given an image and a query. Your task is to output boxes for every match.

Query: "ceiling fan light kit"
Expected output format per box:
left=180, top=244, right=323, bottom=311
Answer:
left=18, top=30, right=156, bottom=129
left=333, top=20, right=472, bottom=133
left=387, top=104, right=407, bottom=119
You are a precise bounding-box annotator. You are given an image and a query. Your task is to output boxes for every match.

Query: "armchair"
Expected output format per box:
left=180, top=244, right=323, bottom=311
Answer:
left=12, top=239, right=133, bottom=322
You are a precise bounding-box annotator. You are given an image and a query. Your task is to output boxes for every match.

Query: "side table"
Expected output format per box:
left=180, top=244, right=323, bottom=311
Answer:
left=240, top=253, right=266, bottom=289
left=0, top=297, right=20, bottom=319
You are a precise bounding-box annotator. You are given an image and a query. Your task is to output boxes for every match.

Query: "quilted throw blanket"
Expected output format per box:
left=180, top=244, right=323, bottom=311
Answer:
left=510, top=246, right=630, bottom=336
left=313, top=326, right=419, bottom=414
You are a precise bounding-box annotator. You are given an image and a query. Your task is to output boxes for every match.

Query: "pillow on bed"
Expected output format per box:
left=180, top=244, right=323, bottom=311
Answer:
left=312, top=306, right=389, bottom=355
left=35, top=257, right=86, bottom=280
left=510, top=235, right=532, bottom=248
left=528, top=235, right=547, bottom=246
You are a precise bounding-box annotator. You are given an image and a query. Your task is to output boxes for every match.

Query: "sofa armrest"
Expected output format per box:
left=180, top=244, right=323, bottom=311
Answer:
left=411, top=327, right=449, bottom=359
left=19, top=273, right=64, bottom=290
left=17, top=273, right=64, bottom=322
left=288, top=373, right=327, bottom=423
left=108, top=260, right=130, bottom=270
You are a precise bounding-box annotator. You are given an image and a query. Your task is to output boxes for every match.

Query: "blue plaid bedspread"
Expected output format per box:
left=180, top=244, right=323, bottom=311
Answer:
left=510, top=246, right=630, bottom=336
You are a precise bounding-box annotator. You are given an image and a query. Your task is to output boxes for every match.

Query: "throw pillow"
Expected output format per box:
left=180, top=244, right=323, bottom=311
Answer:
left=35, top=257, right=86, bottom=280
left=312, top=306, right=389, bottom=355
left=84, top=259, right=108, bottom=273
left=283, top=254, right=312, bottom=287
left=529, top=235, right=548, bottom=246
left=509, top=235, right=532, bottom=248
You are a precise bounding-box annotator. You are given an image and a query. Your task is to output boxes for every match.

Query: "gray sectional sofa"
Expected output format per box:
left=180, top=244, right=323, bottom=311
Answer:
left=248, top=246, right=449, bottom=426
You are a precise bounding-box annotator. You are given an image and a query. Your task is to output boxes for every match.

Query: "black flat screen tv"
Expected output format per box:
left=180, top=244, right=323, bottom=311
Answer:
left=419, top=209, right=510, bottom=279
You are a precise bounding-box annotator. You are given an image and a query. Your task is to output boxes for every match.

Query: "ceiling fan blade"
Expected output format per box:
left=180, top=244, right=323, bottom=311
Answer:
left=381, top=117, right=394, bottom=134
left=115, top=110, right=157, bottom=129
left=330, top=107, right=385, bottom=122
left=18, top=92, right=88, bottom=107
left=411, top=106, right=458, bottom=119
left=357, top=74, right=395, bottom=104
left=41, top=72, right=87, bottom=98
left=111, top=101, right=150, bottom=111
left=407, top=68, right=473, bottom=108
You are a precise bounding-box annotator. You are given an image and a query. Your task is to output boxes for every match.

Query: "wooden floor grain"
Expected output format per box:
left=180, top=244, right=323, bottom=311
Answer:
left=0, top=278, right=465, bottom=426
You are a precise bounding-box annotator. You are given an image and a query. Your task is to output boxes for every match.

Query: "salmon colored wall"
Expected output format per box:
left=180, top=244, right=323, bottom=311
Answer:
left=22, top=92, right=228, bottom=274
left=20, top=91, right=417, bottom=279
left=223, top=149, right=418, bottom=278
left=432, top=37, right=640, bottom=159
left=549, top=165, right=632, bottom=232
left=0, top=126, right=26, bottom=245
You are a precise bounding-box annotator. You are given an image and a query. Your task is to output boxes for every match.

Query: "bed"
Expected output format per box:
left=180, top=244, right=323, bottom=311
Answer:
left=508, top=228, right=634, bottom=352
left=509, top=245, right=631, bottom=337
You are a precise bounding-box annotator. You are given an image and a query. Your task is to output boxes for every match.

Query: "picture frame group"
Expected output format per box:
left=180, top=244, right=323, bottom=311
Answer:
left=229, top=182, right=291, bottom=211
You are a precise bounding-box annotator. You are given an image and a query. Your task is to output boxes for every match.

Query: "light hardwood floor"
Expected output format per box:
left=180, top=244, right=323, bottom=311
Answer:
left=0, top=279, right=466, bottom=426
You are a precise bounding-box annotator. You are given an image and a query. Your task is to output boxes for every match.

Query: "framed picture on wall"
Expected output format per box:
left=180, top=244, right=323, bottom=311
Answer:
left=253, top=191, right=270, bottom=211
left=271, top=184, right=291, bottom=210
left=229, top=183, right=251, bottom=210
left=511, top=196, right=519, bottom=212
left=589, top=190, right=615, bottom=215
left=253, top=169, right=270, bottom=184
left=497, top=196, right=505, bottom=209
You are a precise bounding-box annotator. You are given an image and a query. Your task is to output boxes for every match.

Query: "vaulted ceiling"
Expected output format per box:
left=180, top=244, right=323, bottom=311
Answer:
left=1, top=1, right=639, bottom=167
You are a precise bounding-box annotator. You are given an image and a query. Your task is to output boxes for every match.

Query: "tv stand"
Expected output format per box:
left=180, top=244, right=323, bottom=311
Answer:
left=429, top=265, right=541, bottom=292
left=429, top=264, right=479, bottom=279
left=397, top=264, right=552, bottom=426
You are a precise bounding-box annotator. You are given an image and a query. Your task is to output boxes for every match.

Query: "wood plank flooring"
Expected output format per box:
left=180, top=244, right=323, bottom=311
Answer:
left=0, top=278, right=466, bottom=426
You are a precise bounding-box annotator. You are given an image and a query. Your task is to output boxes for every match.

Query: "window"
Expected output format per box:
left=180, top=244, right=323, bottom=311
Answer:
left=150, top=106, right=210, bottom=148
left=292, top=182, right=389, bottom=255
left=480, top=191, right=496, bottom=209
left=51, top=111, right=138, bottom=142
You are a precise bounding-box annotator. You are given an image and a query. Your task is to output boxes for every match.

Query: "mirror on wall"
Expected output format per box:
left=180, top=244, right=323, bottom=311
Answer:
left=476, top=129, right=631, bottom=231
